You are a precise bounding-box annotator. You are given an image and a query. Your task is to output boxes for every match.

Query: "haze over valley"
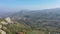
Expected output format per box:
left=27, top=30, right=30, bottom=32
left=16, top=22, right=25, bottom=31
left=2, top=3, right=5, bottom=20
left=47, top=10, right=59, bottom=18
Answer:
left=0, top=0, right=60, bottom=34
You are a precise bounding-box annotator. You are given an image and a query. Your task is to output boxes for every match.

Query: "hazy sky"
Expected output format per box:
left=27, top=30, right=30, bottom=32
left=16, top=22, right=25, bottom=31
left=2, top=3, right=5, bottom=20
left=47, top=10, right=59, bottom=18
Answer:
left=0, top=0, right=60, bottom=12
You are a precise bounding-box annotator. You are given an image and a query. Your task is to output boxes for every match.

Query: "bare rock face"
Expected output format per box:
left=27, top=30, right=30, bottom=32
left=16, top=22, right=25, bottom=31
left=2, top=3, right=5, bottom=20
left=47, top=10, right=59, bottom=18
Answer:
left=4, top=17, right=13, bottom=24
left=0, top=29, right=6, bottom=34
left=1, top=21, right=8, bottom=25
left=0, top=25, right=2, bottom=29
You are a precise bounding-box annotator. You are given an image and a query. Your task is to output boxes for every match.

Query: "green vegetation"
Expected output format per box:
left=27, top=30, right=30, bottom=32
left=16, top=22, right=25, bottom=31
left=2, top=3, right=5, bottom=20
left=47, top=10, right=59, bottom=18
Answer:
left=1, top=10, right=60, bottom=34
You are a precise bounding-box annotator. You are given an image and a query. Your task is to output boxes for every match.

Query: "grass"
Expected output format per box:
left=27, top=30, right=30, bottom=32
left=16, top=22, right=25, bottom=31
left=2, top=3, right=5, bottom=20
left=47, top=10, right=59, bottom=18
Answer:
left=27, top=30, right=46, bottom=34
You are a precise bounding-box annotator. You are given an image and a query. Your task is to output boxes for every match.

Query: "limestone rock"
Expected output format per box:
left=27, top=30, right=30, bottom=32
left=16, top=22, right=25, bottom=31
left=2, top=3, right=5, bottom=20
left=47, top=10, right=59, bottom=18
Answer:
left=5, top=17, right=13, bottom=23
left=1, top=21, right=8, bottom=25
left=0, top=29, right=6, bottom=34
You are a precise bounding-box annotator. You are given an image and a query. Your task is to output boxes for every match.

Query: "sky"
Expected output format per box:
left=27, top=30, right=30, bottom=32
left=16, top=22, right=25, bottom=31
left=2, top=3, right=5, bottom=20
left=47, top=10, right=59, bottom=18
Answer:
left=0, top=0, right=60, bottom=12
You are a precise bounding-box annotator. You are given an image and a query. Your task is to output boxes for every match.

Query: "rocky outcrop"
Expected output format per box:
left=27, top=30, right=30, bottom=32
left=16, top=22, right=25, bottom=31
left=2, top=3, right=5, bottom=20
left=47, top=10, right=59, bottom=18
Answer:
left=1, top=21, right=8, bottom=25
left=0, top=29, right=6, bottom=34
left=0, top=25, right=2, bottom=29
left=0, top=25, right=6, bottom=34
left=4, top=17, right=13, bottom=23
left=0, top=17, right=15, bottom=34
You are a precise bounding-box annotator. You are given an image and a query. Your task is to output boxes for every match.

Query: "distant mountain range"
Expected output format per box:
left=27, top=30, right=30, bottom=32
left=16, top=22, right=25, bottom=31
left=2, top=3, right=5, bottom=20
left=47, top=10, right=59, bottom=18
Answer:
left=0, top=8, right=60, bottom=17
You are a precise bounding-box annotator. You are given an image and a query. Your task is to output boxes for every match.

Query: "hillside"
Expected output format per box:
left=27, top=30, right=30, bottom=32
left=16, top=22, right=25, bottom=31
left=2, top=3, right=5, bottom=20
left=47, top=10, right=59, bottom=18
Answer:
left=0, top=8, right=60, bottom=34
left=11, top=8, right=60, bottom=27
left=9, top=8, right=60, bottom=34
left=0, top=17, right=30, bottom=34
